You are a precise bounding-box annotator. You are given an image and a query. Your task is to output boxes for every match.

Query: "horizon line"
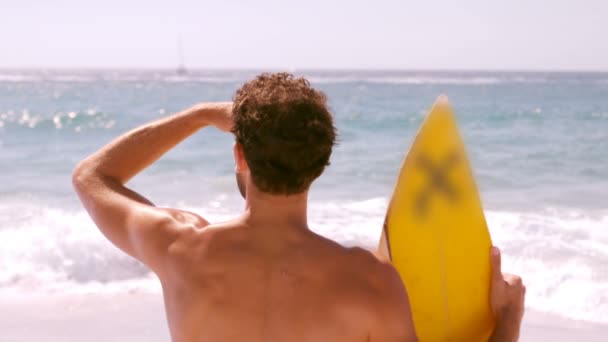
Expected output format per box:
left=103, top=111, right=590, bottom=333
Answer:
left=0, top=66, right=607, bottom=74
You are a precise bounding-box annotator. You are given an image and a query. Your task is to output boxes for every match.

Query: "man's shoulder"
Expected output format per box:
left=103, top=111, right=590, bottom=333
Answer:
left=313, top=236, right=395, bottom=279
left=312, top=238, right=418, bottom=340
left=153, top=208, right=216, bottom=244
left=327, top=245, right=417, bottom=341
left=153, top=208, right=213, bottom=254
left=310, top=237, right=399, bottom=294
left=158, top=208, right=210, bottom=230
left=342, top=247, right=400, bottom=292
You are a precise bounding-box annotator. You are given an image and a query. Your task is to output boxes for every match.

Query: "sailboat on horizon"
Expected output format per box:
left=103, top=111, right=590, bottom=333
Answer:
left=176, top=36, right=187, bottom=75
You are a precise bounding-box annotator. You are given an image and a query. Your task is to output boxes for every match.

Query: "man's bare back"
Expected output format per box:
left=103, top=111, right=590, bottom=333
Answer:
left=73, top=74, right=525, bottom=341
left=160, top=210, right=413, bottom=342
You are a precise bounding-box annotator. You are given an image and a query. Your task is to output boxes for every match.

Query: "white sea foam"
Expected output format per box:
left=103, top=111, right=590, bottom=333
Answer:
left=0, top=109, right=114, bottom=131
left=487, top=210, right=608, bottom=323
left=0, top=200, right=606, bottom=323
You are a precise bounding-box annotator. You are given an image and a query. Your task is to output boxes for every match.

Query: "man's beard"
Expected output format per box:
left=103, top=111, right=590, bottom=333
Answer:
left=235, top=172, right=246, bottom=199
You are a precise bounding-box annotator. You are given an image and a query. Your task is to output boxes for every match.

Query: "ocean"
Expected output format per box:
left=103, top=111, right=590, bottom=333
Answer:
left=0, top=69, right=607, bottom=325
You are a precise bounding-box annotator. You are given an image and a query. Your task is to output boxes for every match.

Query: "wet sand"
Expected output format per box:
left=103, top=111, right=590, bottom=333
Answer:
left=1, top=293, right=606, bottom=341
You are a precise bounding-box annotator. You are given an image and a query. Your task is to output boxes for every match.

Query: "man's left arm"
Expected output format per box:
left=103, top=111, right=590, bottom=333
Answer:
left=72, top=102, right=232, bottom=275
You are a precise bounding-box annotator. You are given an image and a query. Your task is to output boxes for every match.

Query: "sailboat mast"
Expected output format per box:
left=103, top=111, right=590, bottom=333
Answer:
left=177, top=36, right=187, bottom=75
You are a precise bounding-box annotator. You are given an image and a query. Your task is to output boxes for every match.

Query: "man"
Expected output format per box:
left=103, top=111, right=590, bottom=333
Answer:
left=73, top=73, right=525, bottom=341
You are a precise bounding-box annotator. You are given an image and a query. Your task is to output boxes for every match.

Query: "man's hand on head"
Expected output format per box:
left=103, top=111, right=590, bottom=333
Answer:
left=196, top=102, right=234, bottom=133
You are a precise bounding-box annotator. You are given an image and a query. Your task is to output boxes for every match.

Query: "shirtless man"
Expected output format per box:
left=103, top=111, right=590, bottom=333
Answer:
left=73, top=73, right=525, bottom=341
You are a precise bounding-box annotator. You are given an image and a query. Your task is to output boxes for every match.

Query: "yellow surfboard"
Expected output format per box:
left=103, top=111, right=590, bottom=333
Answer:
left=379, top=96, right=494, bottom=341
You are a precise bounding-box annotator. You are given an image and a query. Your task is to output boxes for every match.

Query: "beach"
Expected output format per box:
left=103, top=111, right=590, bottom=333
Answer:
left=2, top=293, right=607, bottom=342
left=1, top=69, right=607, bottom=340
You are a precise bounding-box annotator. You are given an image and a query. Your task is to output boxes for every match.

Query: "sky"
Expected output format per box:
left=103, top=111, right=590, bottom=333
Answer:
left=0, top=0, right=607, bottom=71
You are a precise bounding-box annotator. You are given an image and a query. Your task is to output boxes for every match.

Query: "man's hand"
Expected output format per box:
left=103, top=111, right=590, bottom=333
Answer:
left=198, top=102, right=233, bottom=132
left=489, top=246, right=526, bottom=342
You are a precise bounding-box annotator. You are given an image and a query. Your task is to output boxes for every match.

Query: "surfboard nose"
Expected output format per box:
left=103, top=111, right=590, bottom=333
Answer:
left=430, top=95, right=453, bottom=120
left=436, top=94, right=449, bottom=104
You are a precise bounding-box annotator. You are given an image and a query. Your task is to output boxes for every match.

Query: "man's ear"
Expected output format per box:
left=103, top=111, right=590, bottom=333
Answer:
left=233, top=142, right=249, bottom=172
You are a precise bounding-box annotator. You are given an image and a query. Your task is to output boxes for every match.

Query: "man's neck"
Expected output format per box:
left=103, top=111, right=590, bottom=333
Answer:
left=240, top=186, right=310, bottom=235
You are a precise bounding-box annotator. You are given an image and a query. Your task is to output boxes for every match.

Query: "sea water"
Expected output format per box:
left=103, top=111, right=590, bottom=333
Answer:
left=0, top=70, right=606, bottom=324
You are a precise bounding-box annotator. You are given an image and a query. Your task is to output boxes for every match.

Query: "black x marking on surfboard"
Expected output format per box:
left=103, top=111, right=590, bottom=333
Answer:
left=414, top=151, right=460, bottom=217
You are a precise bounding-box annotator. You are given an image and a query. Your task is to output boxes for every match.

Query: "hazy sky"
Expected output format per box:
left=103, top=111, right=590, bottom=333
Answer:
left=1, top=0, right=607, bottom=70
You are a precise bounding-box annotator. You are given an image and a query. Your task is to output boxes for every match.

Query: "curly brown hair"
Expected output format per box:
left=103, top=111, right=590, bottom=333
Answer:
left=232, top=73, right=337, bottom=195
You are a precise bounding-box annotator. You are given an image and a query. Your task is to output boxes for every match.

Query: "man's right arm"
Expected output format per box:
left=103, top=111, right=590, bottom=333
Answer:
left=488, top=247, right=526, bottom=342
left=489, top=313, right=524, bottom=342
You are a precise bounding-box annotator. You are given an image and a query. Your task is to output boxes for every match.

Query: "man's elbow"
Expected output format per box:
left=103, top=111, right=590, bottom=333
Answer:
left=71, top=160, right=93, bottom=192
